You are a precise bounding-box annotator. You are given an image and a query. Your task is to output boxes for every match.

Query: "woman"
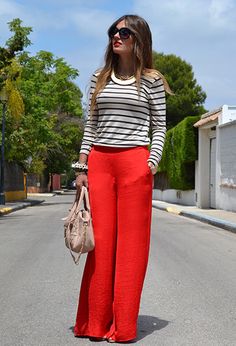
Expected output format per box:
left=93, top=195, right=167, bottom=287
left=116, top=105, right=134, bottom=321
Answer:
left=74, top=14, right=171, bottom=343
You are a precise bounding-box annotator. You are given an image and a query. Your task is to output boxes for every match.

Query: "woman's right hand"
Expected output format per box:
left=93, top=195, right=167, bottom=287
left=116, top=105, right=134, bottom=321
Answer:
left=76, top=173, right=88, bottom=191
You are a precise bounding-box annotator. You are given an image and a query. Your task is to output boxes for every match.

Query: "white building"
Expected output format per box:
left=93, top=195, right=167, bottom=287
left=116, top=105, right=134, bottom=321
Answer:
left=194, top=105, right=236, bottom=212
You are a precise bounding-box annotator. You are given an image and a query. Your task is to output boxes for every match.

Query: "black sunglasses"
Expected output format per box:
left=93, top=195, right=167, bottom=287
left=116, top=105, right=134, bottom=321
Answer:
left=108, top=27, right=133, bottom=40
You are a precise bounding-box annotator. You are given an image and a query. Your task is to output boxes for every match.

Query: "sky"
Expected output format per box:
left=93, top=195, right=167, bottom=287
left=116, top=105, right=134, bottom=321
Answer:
left=0, top=0, right=235, bottom=111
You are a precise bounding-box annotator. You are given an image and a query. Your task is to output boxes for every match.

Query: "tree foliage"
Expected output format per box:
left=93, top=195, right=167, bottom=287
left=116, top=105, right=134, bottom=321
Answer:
left=153, top=52, right=207, bottom=129
left=0, top=18, right=32, bottom=71
left=4, top=60, right=24, bottom=120
left=158, top=116, right=200, bottom=190
left=19, top=51, right=82, bottom=118
left=1, top=19, right=83, bottom=175
left=13, top=51, right=83, bottom=173
left=0, top=18, right=31, bottom=119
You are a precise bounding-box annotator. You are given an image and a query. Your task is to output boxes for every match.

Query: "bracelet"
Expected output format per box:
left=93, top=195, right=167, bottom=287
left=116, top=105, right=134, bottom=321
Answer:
left=71, top=161, right=88, bottom=173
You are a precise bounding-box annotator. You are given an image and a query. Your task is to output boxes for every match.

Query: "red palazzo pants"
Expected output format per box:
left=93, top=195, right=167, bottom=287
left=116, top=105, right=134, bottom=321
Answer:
left=74, top=145, right=153, bottom=342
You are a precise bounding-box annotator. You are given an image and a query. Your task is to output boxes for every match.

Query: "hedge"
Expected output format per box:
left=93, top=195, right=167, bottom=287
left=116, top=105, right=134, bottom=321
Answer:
left=158, top=115, right=200, bottom=190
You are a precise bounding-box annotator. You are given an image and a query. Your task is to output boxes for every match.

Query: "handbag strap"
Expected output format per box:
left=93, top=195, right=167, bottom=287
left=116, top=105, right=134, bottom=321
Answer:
left=75, top=185, right=85, bottom=207
left=83, top=186, right=91, bottom=212
left=74, top=186, right=91, bottom=210
left=68, top=186, right=90, bottom=265
left=65, top=187, right=85, bottom=223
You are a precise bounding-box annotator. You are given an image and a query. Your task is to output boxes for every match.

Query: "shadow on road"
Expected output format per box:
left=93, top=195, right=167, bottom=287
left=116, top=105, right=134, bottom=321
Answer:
left=137, top=315, right=169, bottom=341
left=0, top=213, right=32, bottom=220
left=34, top=201, right=73, bottom=206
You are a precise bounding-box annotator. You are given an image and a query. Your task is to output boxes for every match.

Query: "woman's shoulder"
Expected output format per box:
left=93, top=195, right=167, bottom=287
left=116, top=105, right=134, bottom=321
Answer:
left=88, top=69, right=101, bottom=84
left=143, top=69, right=173, bottom=95
left=88, top=69, right=102, bottom=91
left=142, top=68, right=164, bottom=86
left=92, top=68, right=102, bottom=79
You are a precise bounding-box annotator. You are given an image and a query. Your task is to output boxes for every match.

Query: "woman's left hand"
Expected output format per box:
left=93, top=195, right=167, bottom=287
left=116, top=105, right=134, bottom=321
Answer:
left=148, top=162, right=158, bottom=175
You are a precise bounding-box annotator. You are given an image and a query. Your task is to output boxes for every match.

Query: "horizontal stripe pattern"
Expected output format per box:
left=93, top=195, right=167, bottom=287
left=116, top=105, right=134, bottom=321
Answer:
left=80, top=73, right=166, bottom=166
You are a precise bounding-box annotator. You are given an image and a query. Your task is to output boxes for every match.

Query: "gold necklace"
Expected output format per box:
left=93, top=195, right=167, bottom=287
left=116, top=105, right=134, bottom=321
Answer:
left=115, top=72, right=135, bottom=80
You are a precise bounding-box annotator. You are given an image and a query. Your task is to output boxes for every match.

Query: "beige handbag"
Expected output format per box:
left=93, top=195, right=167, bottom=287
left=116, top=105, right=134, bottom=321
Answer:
left=64, top=186, right=95, bottom=264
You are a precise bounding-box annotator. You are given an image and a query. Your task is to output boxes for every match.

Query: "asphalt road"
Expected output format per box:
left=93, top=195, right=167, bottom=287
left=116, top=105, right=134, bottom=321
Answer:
left=0, top=193, right=235, bottom=346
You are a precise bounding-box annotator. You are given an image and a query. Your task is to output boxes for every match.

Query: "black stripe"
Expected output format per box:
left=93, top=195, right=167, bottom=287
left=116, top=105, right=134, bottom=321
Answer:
left=97, top=108, right=150, bottom=118
left=97, top=119, right=149, bottom=127
left=97, top=102, right=150, bottom=112
left=97, top=124, right=149, bottom=130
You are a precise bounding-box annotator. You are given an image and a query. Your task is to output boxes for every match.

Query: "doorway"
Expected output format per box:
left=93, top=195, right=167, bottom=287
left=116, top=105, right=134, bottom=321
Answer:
left=209, top=137, right=216, bottom=208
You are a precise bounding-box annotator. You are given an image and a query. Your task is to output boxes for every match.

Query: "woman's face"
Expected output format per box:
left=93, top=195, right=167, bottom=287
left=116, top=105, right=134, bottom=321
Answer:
left=111, top=19, right=134, bottom=57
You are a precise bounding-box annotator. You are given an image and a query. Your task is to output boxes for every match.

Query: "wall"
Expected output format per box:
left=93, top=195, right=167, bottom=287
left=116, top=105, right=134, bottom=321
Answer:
left=4, top=162, right=26, bottom=201
left=27, top=173, right=61, bottom=192
left=52, top=174, right=61, bottom=190
left=216, top=120, right=236, bottom=211
left=27, top=173, right=50, bottom=193
left=153, top=189, right=195, bottom=205
left=196, top=127, right=213, bottom=208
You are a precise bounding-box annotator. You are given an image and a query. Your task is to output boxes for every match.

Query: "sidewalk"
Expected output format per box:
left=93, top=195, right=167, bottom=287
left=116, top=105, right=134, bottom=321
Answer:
left=1, top=194, right=236, bottom=234
left=152, top=200, right=236, bottom=234
left=0, top=189, right=71, bottom=217
left=0, top=198, right=44, bottom=216
left=0, top=190, right=68, bottom=216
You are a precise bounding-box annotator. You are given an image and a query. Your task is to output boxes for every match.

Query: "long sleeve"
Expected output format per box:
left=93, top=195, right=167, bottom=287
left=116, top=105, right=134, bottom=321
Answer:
left=147, top=78, right=166, bottom=166
left=79, top=74, right=98, bottom=155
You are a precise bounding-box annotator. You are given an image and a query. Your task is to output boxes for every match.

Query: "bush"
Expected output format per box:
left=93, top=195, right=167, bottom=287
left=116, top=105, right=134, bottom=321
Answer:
left=158, top=115, right=200, bottom=190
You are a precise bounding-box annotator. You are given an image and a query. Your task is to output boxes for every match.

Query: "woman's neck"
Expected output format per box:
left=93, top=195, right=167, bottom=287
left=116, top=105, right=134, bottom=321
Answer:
left=117, top=57, right=134, bottom=77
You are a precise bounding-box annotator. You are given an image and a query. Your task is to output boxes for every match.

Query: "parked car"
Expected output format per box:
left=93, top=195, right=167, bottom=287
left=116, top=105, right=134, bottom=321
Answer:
left=68, top=179, right=77, bottom=190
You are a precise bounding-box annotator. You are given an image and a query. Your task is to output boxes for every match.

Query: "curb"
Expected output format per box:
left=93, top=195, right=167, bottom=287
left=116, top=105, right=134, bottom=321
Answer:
left=0, top=199, right=44, bottom=216
left=152, top=203, right=236, bottom=234
left=180, top=210, right=236, bottom=234
left=27, top=193, right=55, bottom=197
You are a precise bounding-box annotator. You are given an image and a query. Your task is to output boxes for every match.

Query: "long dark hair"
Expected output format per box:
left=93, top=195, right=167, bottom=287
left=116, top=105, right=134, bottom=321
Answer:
left=90, top=14, right=171, bottom=114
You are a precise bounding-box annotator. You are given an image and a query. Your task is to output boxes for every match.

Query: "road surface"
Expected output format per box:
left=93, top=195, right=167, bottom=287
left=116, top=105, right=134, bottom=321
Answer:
left=0, top=193, right=235, bottom=346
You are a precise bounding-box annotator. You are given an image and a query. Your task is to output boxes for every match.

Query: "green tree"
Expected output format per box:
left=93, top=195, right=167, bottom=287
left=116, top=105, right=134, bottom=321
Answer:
left=0, top=18, right=32, bottom=71
left=19, top=51, right=82, bottom=118
left=1, top=18, right=83, bottom=181
left=14, top=50, right=83, bottom=173
left=158, top=115, right=200, bottom=190
left=0, top=18, right=32, bottom=181
left=0, top=18, right=32, bottom=120
left=153, top=52, right=207, bottom=128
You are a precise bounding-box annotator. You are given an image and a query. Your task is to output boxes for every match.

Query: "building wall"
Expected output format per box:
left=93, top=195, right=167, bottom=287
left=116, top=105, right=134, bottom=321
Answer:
left=201, top=128, right=211, bottom=207
left=4, top=162, right=26, bottom=202
left=196, top=106, right=236, bottom=211
left=216, top=120, right=236, bottom=211
left=27, top=173, right=61, bottom=192
left=153, top=189, right=195, bottom=205
left=196, top=126, right=214, bottom=208
left=27, top=173, right=50, bottom=193
left=52, top=174, right=61, bottom=190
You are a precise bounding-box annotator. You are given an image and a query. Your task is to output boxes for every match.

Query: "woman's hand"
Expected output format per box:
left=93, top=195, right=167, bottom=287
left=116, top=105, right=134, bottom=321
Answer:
left=148, top=162, right=158, bottom=175
left=76, top=173, right=88, bottom=191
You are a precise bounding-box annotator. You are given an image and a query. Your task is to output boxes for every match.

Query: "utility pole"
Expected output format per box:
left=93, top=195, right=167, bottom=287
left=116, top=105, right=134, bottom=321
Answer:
left=0, top=87, right=7, bottom=205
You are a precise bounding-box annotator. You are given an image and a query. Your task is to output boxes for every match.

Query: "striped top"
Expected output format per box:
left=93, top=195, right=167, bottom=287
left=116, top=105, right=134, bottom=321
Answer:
left=80, top=71, right=166, bottom=166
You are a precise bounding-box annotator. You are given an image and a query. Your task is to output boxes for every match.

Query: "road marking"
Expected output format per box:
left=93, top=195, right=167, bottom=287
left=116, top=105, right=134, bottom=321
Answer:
left=166, top=207, right=181, bottom=215
left=0, top=207, right=12, bottom=215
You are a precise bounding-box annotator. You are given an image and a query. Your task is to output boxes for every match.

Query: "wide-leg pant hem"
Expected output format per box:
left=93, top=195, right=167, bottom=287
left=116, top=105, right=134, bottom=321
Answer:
left=74, top=330, right=136, bottom=343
